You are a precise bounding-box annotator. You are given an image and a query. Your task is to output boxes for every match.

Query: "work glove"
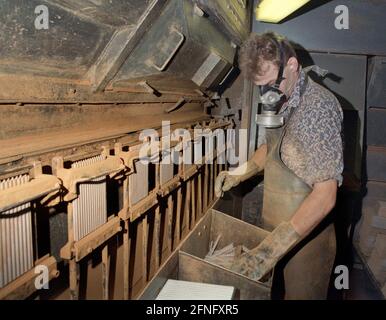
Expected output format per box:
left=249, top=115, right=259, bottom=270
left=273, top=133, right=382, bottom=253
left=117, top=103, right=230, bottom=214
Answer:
left=215, top=160, right=260, bottom=198
left=215, top=171, right=241, bottom=198
left=229, top=222, right=301, bottom=281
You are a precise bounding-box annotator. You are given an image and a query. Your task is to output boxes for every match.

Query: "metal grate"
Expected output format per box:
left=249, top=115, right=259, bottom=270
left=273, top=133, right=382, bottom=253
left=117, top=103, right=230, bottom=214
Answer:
left=71, top=155, right=107, bottom=241
left=0, top=174, right=34, bottom=288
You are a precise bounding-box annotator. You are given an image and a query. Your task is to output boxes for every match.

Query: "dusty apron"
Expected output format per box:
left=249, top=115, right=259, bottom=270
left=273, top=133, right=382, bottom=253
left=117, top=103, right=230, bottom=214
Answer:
left=261, top=96, right=336, bottom=300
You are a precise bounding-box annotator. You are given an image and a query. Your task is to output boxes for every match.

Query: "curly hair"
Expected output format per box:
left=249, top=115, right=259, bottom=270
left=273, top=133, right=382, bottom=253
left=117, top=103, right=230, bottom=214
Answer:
left=238, top=32, right=297, bottom=81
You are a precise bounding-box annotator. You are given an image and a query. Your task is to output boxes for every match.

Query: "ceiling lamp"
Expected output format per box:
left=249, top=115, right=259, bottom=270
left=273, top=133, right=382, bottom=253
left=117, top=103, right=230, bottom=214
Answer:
left=256, top=0, right=311, bottom=23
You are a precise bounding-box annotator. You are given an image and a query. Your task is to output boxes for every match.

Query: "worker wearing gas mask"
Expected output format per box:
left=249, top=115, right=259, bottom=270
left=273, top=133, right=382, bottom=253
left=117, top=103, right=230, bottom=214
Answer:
left=215, top=32, right=343, bottom=300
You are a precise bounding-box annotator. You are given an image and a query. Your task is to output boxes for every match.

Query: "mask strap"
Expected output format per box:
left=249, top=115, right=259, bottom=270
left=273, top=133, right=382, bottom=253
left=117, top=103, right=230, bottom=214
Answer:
left=270, top=37, right=285, bottom=88
left=303, top=65, right=329, bottom=78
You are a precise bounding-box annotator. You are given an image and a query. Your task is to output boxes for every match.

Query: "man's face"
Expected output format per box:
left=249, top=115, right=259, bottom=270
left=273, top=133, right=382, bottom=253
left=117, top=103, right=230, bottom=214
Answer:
left=253, top=58, right=299, bottom=98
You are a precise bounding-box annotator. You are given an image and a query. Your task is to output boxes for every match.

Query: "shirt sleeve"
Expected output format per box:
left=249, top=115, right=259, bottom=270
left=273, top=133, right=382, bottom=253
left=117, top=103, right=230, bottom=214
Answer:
left=303, top=99, right=344, bottom=187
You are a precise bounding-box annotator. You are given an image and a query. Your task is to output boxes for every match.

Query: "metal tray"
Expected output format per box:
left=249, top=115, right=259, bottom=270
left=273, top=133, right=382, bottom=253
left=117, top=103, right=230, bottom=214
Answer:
left=139, top=209, right=272, bottom=300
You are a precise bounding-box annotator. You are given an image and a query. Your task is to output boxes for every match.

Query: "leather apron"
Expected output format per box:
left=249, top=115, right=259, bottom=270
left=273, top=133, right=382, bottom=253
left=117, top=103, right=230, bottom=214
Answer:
left=261, top=88, right=336, bottom=300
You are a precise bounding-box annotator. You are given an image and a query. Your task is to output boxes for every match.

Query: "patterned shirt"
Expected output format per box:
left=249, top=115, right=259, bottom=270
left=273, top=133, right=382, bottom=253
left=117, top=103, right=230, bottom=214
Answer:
left=261, top=69, right=344, bottom=187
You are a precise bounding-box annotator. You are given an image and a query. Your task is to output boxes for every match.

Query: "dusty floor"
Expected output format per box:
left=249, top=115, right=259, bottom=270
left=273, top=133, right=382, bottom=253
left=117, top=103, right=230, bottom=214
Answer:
left=345, top=251, right=384, bottom=300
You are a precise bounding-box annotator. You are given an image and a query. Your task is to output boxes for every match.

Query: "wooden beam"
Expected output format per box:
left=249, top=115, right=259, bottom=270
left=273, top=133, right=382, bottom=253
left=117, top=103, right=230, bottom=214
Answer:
left=102, top=243, right=110, bottom=300
left=167, top=195, right=173, bottom=253
left=123, top=220, right=130, bottom=300
left=142, top=215, right=148, bottom=283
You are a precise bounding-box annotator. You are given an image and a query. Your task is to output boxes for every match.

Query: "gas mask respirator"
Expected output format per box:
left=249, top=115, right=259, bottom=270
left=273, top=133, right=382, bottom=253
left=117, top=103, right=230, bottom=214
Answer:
left=255, top=39, right=287, bottom=128
left=256, top=74, right=287, bottom=128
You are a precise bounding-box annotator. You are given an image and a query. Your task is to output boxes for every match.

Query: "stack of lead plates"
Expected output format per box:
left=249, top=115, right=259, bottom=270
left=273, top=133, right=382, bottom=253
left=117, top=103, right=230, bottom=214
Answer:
left=156, top=279, right=235, bottom=300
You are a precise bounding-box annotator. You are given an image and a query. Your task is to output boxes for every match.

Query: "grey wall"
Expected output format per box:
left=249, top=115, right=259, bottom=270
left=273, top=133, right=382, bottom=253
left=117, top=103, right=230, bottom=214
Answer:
left=366, top=57, right=386, bottom=184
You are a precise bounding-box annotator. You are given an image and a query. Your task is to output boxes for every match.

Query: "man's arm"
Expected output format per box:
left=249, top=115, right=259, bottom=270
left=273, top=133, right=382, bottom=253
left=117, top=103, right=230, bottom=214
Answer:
left=290, top=179, right=337, bottom=237
left=228, top=144, right=267, bottom=179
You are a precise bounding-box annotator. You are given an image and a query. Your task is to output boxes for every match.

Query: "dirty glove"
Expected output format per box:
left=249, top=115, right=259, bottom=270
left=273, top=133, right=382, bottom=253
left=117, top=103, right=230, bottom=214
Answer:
left=215, top=171, right=241, bottom=198
left=229, top=222, right=301, bottom=281
left=215, top=160, right=260, bottom=198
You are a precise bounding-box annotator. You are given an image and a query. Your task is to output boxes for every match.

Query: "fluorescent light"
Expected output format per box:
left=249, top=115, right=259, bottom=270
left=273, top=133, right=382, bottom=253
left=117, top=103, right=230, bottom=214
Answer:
left=256, top=0, right=311, bottom=23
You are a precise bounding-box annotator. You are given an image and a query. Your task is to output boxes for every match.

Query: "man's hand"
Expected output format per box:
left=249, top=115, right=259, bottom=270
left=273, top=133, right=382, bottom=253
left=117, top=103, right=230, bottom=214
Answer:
left=214, top=152, right=265, bottom=198
left=229, top=252, right=266, bottom=281
left=229, top=221, right=300, bottom=281
left=215, top=171, right=241, bottom=198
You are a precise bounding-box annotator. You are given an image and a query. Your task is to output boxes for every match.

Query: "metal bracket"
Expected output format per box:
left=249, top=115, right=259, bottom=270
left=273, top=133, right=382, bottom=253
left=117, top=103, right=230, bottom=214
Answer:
left=150, top=28, right=185, bottom=72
